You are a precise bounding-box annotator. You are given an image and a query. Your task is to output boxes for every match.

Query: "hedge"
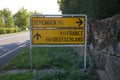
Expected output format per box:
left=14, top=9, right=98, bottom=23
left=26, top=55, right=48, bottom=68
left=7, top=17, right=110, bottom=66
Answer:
left=0, top=28, right=21, bottom=34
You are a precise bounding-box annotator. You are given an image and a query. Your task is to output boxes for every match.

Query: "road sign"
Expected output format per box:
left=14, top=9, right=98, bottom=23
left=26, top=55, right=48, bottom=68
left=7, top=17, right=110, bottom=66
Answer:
left=32, top=29, right=85, bottom=45
left=32, top=17, right=85, bottom=28
left=30, top=14, right=87, bottom=72
left=30, top=14, right=87, bottom=45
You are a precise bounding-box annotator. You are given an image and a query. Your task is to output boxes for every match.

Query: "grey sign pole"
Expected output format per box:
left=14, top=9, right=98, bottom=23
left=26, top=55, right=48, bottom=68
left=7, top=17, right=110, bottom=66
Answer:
left=30, top=16, right=33, bottom=72
left=30, top=44, right=33, bottom=71
left=84, top=21, right=88, bottom=72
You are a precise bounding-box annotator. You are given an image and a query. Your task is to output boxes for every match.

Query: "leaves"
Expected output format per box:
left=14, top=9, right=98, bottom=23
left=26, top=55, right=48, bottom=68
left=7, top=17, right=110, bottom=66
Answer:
left=58, top=0, right=120, bottom=19
left=14, top=7, right=30, bottom=30
left=0, top=8, right=14, bottom=28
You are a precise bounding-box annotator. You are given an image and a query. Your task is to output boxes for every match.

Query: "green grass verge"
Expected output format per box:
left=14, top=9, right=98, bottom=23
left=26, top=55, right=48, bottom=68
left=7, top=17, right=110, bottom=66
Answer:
left=0, top=70, right=96, bottom=80
left=0, top=72, right=32, bottom=80
left=0, top=47, right=97, bottom=80
left=3, top=47, right=84, bottom=70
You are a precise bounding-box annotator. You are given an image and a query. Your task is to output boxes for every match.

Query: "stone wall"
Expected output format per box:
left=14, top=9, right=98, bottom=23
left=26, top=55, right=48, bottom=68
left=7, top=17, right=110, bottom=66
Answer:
left=88, top=14, right=120, bottom=80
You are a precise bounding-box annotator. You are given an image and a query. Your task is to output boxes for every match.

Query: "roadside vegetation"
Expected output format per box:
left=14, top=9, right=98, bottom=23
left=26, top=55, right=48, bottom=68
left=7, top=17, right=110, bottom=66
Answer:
left=58, top=0, right=120, bottom=19
left=0, top=47, right=98, bottom=80
left=0, top=8, right=41, bottom=35
left=0, top=28, right=21, bottom=34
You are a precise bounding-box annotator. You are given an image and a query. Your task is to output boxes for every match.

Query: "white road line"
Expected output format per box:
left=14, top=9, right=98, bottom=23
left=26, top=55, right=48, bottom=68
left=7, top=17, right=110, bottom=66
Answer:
left=0, top=43, right=27, bottom=59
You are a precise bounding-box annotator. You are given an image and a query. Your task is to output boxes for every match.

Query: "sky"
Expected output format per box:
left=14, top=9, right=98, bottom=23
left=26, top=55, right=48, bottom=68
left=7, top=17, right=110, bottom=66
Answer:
left=0, top=0, right=61, bottom=14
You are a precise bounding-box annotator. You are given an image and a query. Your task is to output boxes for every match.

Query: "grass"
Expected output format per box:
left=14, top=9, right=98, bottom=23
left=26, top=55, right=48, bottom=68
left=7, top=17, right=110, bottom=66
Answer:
left=0, top=47, right=97, bottom=80
left=2, top=47, right=30, bottom=69
left=0, top=70, right=96, bottom=80
left=3, top=47, right=83, bottom=70
left=0, top=72, right=32, bottom=80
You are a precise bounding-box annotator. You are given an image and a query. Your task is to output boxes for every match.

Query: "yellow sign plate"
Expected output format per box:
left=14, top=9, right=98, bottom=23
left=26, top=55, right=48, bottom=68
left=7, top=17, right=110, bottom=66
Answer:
left=32, top=17, right=85, bottom=28
left=32, top=29, right=85, bottom=45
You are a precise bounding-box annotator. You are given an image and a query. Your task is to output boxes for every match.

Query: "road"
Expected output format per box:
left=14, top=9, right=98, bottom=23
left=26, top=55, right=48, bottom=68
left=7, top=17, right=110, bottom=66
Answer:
left=0, top=32, right=29, bottom=68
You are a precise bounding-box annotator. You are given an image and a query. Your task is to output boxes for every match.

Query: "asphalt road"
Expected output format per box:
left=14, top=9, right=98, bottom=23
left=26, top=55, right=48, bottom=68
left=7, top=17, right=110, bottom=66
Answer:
left=0, top=32, right=29, bottom=68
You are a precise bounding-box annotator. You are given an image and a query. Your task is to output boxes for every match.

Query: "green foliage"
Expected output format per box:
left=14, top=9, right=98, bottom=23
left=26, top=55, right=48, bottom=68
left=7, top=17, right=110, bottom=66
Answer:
left=2, top=8, right=15, bottom=28
left=0, top=70, right=96, bottom=80
left=58, top=0, right=120, bottom=19
left=33, top=70, right=96, bottom=80
left=30, top=10, right=42, bottom=15
left=3, top=47, right=96, bottom=71
left=2, top=47, right=97, bottom=80
left=14, top=7, right=30, bottom=30
left=0, top=7, right=42, bottom=32
left=3, top=47, right=82, bottom=70
left=0, top=28, right=21, bottom=34
left=31, top=47, right=84, bottom=70
left=0, top=72, right=32, bottom=80
left=0, top=18, right=5, bottom=28
left=0, top=10, right=5, bottom=28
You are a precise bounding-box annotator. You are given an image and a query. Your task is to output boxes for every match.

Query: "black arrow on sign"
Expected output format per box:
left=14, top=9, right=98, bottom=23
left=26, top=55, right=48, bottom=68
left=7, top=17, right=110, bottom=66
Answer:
left=76, top=18, right=83, bottom=27
left=34, top=33, right=41, bottom=40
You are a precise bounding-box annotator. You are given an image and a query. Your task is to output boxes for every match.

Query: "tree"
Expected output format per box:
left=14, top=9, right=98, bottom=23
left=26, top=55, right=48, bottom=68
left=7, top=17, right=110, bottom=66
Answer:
left=30, top=10, right=42, bottom=15
left=2, top=8, right=14, bottom=28
left=0, top=10, right=5, bottom=28
left=58, top=0, right=120, bottom=19
left=14, top=7, right=30, bottom=30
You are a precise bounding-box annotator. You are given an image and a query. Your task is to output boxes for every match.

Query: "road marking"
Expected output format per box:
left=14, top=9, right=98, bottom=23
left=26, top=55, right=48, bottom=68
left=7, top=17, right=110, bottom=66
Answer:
left=0, top=43, right=28, bottom=59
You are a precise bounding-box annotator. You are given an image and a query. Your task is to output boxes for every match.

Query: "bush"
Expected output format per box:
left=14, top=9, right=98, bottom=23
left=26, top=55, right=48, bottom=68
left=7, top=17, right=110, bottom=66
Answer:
left=0, top=28, right=6, bottom=34
left=0, top=28, right=21, bottom=34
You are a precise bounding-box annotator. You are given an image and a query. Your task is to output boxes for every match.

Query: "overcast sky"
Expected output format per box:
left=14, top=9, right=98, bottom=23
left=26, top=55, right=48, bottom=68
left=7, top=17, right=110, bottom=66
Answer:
left=0, top=0, right=61, bottom=14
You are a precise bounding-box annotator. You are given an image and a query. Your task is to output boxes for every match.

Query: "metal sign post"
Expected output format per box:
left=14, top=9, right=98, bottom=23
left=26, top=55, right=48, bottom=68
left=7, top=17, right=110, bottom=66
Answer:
left=30, top=14, right=87, bottom=72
